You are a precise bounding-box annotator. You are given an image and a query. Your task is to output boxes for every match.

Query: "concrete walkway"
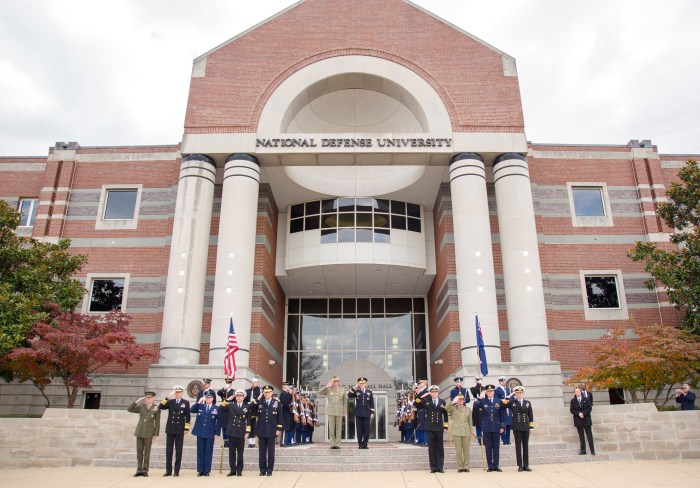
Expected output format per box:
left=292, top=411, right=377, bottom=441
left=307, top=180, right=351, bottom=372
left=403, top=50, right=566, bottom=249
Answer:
left=1, top=460, right=698, bottom=488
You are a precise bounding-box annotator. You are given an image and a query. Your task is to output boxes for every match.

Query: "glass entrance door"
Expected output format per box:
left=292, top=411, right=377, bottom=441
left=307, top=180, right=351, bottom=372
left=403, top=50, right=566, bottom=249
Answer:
left=337, top=392, right=388, bottom=442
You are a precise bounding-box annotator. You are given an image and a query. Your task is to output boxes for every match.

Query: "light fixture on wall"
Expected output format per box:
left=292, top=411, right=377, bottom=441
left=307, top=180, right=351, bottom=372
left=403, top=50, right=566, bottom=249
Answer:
left=268, top=360, right=276, bottom=365
left=434, top=359, right=443, bottom=365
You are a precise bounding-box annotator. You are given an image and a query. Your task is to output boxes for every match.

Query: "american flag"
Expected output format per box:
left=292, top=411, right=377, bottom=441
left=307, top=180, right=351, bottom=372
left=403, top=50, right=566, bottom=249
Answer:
left=224, top=318, right=239, bottom=379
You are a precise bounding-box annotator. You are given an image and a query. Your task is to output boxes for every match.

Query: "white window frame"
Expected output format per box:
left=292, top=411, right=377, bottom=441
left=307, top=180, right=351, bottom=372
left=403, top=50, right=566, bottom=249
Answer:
left=17, top=198, right=39, bottom=227
left=83, top=273, right=130, bottom=314
left=579, top=270, right=628, bottom=320
left=567, top=182, right=614, bottom=227
left=95, top=184, right=142, bottom=230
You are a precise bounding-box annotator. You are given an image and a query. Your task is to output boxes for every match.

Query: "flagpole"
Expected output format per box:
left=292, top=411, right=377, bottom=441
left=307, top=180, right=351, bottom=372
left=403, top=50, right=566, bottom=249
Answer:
left=476, top=312, right=487, bottom=472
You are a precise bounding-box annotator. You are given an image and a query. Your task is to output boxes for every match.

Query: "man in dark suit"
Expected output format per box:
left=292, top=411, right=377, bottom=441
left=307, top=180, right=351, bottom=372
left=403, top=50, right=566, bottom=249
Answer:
left=570, top=386, right=595, bottom=455
left=676, top=384, right=697, bottom=410
left=225, top=389, right=251, bottom=476
left=473, top=384, right=505, bottom=472
left=579, top=383, right=594, bottom=405
left=251, top=385, right=283, bottom=476
left=502, top=386, right=534, bottom=472
left=158, top=385, right=191, bottom=477
left=245, top=378, right=261, bottom=447
left=414, top=385, right=448, bottom=473
left=449, top=377, right=471, bottom=403
left=348, top=377, right=375, bottom=449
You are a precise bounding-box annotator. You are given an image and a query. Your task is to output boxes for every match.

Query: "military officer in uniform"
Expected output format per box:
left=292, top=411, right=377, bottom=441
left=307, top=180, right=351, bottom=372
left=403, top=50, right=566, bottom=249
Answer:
left=445, top=393, right=475, bottom=472
left=470, top=377, right=484, bottom=445
left=197, top=378, right=217, bottom=404
left=495, top=376, right=512, bottom=444
left=348, top=377, right=375, bottom=449
left=190, top=391, right=222, bottom=476
left=245, top=378, right=261, bottom=447
left=449, top=377, right=471, bottom=403
left=127, top=390, right=161, bottom=477
left=158, top=385, right=190, bottom=477
left=279, top=382, right=294, bottom=446
left=251, top=385, right=283, bottom=476
left=318, top=375, right=347, bottom=449
left=502, top=386, right=534, bottom=472
left=217, top=377, right=234, bottom=447
left=224, top=389, right=251, bottom=476
left=413, top=379, right=429, bottom=445
left=473, top=384, right=505, bottom=472
left=414, top=385, right=448, bottom=473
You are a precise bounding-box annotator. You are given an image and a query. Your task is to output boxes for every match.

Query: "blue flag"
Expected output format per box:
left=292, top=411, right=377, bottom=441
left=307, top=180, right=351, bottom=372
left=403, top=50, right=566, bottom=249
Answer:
left=475, top=314, right=489, bottom=377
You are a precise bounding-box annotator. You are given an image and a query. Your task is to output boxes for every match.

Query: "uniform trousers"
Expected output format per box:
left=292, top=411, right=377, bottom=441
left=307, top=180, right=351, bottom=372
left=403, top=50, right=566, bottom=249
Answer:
left=513, top=430, right=529, bottom=467
left=355, top=416, right=370, bottom=448
left=135, top=436, right=153, bottom=474
left=248, top=417, right=257, bottom=445
left=453, top=435, right=471, bottom=470
left=427, top=430, right=444, bottom=472
left=195, top=436, right=215, bottom=474
left=164, top=433, right=184, bottom=475
left=258, top=436, right=276, bottom=474
left=483, top=431, right=501, bottom=469
left=328, top=415, right=343, bottom=447
left=228, top=436, right=245, bottom=474
left=500, top=424, right=511, bottom=444
left=576, top=425, right=595, bottom=453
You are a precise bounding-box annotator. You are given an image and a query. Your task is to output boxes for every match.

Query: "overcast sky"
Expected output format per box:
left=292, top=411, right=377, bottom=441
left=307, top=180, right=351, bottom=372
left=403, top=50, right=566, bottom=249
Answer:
left=1, top=0, right=698, bottom=156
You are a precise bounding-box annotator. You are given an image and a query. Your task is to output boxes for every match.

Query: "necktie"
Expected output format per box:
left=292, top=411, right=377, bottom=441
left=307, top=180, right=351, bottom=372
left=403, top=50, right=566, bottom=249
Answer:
left=176, top=399, right=179, bottom=405
left=434, top=400, right=438, bottom=407
left=520, top=400, right=524, bottom=407
left=238, top=403, right=242, bottom=408
left=206, top=405, right=210, bottom=414
left=267, top=400, right=270, bottom=406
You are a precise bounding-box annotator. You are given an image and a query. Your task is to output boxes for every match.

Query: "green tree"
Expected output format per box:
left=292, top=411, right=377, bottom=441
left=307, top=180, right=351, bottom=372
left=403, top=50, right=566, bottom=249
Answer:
left=628, top=160, right=700, bottom=334
left=0, top=200, right=87, bottom=359
left=568, top=323, right=700, bottom=405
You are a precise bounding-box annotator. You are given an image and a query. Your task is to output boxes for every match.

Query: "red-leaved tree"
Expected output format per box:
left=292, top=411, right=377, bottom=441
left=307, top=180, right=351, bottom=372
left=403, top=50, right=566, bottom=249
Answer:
left=7, top=306, right=158, bottom=408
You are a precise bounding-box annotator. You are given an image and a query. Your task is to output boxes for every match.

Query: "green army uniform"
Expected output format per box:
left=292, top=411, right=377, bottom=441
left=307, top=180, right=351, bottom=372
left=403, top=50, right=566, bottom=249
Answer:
left=445, top=401, right=474, bottom=471
left=127, top=397, right=161, bottom=476
left=319, top=378, right=347, bottom=448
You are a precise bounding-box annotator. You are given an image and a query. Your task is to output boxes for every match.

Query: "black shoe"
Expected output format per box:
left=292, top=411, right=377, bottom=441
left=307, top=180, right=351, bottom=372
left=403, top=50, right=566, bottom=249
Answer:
left=523, top=467, right=532, bottom=472
left=487, top=468, right=493, bottom=472
left=237, top=473, right=242, bottom=477
left=457, top=469, right=463, bottom=473
left=591, top=451, right=596, bottom=456
left=430, top=470, right=436, bottom=473
left=518, top=467, right=524, bottom=472
left=142, top=473, right=149, bottom=477
left=495, top=468, right=502, bottom=472
left=204, top=473, right=209, bottom=476
left=133, top=472, right=142, bottom=477
left=464, top=468, right=470, bottom=473
left=438, top=470, right=445, bottom=473
left=267, top=472, right=272, bottom=476
left=260, top=472, right=266, bottom=476
left=227, top=472, right=235, bottom=477
left=174, top=473, right=179, bottom=477
left=197, top=473, right=203, bottom=477
left=579, top=450, right=586, bottom=455
left=163, top=473, right=172, bottom=477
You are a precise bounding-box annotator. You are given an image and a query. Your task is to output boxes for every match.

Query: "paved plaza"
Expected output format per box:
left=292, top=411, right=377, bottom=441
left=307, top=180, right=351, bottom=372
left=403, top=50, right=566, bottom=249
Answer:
left=1, top=460, right=698, bottom=488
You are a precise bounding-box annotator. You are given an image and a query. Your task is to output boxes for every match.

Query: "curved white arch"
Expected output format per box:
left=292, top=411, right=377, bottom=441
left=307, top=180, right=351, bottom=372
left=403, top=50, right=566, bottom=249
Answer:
left=257, top=55, right=452, bottom=133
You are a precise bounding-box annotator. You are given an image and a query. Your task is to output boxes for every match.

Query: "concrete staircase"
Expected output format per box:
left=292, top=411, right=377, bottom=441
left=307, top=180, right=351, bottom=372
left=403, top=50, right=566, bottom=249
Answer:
left=94, top=441, right=606, bottom=472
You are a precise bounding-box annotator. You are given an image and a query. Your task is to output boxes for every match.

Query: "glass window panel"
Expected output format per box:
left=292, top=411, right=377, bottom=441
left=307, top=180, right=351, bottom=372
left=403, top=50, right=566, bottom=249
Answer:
left=290, top=218, right=304, bottom=233
left=414, top=351, right=428, bottom=382
left=386, top=298, right=412, bottom=314
left=357, top=350, right=370, bottom=361
left=369, top=352, right=386, bottom=368
left=373, top=213, right=390, bottom=228
left=321, top=229, right=337, bottom=243
left=104, top=190, right=138, bottom=220
left=290, top=203, right=305, bottom=218
left=301, top=299, right=328, bottom=314
left=370, top=317, right=385, bottom=350
left=287, top=315, right=299, bottom=350
left=338, top=228, right=354, bottom=242
left=371, top=298, right=384, bottom=315
left=375, top=199, right=390, bottom=212
left=322, top=213, right=337, bottom=228
left=413, top=314, right=427, bottom=350
left=374, top=228, right=390, bottom=243
left=305, top=200, right=320, bottom=215
left=338, top=213, right=355, bottom=227
left=406, top=203, right=421, bottom=218
left=413, top=298, right=425, bottom=313
left=357, top=299, right=370, bottom=314
left=326, top=351, right=342, bottom=370
left=342, top=318, right=357, bottom=349
left=329, top=299, right=342, bottom=314
left=356, top=228, right=373, bottom=242
left=585, top=276, right=620, bottom=308
left=343, top=298, right=356, bottom=314
left=327, top=315, right=343, bottom=349
left=305, top=215, right=320, bottom=231
left=386, top=314, right=412, bottom=349
left=407, top=217, right=421, bottom=233
left=300, top=352, right=325, bottom=388
left=286, top=352, right=299, bottom=384
left=288, top=299, right=300, bottom=314
left=391, top=215, right=406, bottom=230
left=300, top=314, right=326, bottom=350
left=356, top=213, right=373, bottom=227
left=89, top=279, right=125, bottom=312
left=391, top=200, right=406, bottom=215
left=343, top=351, right=356, bottom=363
left=356, top=198, right=373, bottom=211
left=572, top=187, right=606, bottom=216
left=19, top=199, right=38, bottom=226
left=338, top=198, right=355, bottom=212
left=322, top=199, right=337, bottom=212
left=356, top=316, right=370, bottom=350
left=386, top=351, right=412, bottom=386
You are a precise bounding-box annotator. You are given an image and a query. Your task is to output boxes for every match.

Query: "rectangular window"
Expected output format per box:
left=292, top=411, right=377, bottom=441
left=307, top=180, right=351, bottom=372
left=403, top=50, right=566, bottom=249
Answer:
left=103, top=189, right=138, bottom=220
left=96, top=185, right=142, bottom=230
left=579, top=270, right=628, bottom=320
left=572, top=187, right=605, bottom=217
left=89, top=278, right=126, bottom=312
left=567, top=183, right=614, bottom=227
left=18, top=198, right=39, bottom=226
left=584, top=275, right=620, bottom=309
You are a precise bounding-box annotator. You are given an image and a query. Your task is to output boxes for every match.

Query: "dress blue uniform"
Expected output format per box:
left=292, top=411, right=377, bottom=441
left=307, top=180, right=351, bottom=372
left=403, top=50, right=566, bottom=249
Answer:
left=348, top=378, right=375, bottom=449
left=252, top=387, right=283, bottom=476
left=197, top=379, right=217, bottom=404
left=495, top=381, right=512, bottom=444
left=414, top=383, right=429, bottom=445
left=414, top=388, right=448, bottom=472
left=473, top=388, right=505, bottom=471
left=502, top=388, right=534, bottom=471
left=217, top=383, right=235, bottom=446
left=225, top=393, right=251, bottom=476
left=190, top=397, right=222, bottom=476
left=278, top=386, right=294, bottom=446
left=158, top=390, right=190, bottom=476
left=449, top=377, right=471, bottom=403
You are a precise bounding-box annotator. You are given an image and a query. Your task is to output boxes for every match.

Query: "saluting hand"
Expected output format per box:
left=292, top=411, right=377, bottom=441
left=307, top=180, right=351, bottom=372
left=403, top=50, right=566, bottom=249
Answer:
left=137, top=396, right=146, bottom=403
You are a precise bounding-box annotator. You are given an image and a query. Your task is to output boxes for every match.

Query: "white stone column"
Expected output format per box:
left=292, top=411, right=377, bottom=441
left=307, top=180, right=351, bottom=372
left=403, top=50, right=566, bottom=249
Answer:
left=208, top=154, right=261, bottom=369
left=449, top=153, right=501, bottom=366
left=160, top=154, right=216, bottom=365
left=493, top=153, right=551, bottom=362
